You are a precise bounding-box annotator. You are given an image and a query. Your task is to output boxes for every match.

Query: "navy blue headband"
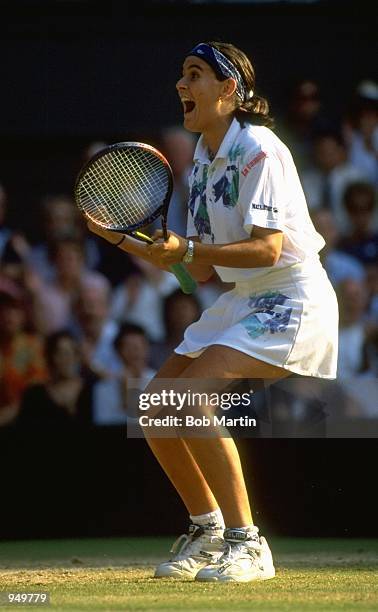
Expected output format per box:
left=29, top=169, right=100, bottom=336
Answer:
left=185, top=43, right=248, bottom=102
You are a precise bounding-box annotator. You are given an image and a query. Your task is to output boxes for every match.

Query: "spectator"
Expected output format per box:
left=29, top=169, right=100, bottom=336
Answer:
left=161, top=126, right=196, bottom=235
left=0, top=184, right=31, bottom=279
left=17, top=331, right=93, bottom=428
left=0, top=243, right=40, bottom=336
left=27, top=195, right=100, bottom=281
left=114, top=323, right=155, bottom=383
left=311, top=208, right=365, bottom=287
left=1, top=236, right=29, bottom=288
left=150, top=289, right=202, bottom=370
left=110, top=259, right=178, bottom=342
left=338, top=181, right=378, bottom=266
left=365, top=263, right=378, bottom=326
left=92, top=323, right=156, bottom=425
left=300, top=130, right=367, bottom=232
left=336, top=278, right=369, bottom=378
left=29, top=237, right=110, bottom=335
left=0, top=290, right=47, bottom=425
left=337, top=328, right=378, bottom=419
left=344, top=80, right=378, bottom=187
left=71, top=282, right=120, bottom=378
left=277, top=79, right=330, bottom=171
left=360, top=328, right=378, bottom=380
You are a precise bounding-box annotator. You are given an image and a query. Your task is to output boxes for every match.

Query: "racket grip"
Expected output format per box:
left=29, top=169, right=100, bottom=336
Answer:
left=170, top=263, right=197, bottom=294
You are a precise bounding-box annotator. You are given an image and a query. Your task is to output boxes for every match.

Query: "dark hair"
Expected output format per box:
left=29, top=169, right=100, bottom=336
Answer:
left=343, top=181, right=376, bottom=212
left=44, top=330, right=77, bottom=367
left=208, top=41, right=274, bottom=129
left=359, top=327, right=378, bottom=374
left=313, top=129, right=345, bottom=148
left=348, top=94, right=378, bottom=130
left=113, top=322, right=148, bottom=352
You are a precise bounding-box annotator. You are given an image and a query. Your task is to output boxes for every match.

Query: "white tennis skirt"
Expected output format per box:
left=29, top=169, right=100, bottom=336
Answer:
left=175, top=260, right=339, bottom=379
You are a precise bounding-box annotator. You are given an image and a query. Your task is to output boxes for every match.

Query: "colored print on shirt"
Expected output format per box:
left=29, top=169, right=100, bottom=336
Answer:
left=188, top=165, right=213, bottom=241
left=189, top=142, right=247, bottom=240
left=213, top=143, right=245, bottom=209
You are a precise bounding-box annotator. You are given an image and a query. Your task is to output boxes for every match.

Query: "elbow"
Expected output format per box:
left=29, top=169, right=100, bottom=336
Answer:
left=264, top=246, right=281, bottom=267
left=271, top=249, right=281, bottom=266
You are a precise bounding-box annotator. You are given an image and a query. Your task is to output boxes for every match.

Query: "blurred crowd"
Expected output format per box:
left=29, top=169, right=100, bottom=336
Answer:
left=0, top=78, right=377, bottom=428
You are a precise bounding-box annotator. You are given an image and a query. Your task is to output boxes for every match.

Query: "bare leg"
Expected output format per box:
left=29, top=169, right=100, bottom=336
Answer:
left=179, top=346, right=289, bottom=526
left=186, top=436, right=252, bottom=526
left=143, top=346, right=289, bottom=526
left=144, top=353, right=219, bottom=515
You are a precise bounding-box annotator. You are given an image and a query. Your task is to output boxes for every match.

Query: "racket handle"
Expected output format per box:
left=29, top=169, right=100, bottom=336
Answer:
left=133, top=231, right=197, bottom=294
left=170, top=263, right=197, bottom=294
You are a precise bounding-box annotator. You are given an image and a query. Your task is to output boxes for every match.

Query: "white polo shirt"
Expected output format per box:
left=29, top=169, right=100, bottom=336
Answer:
left=186, top=118, right=325, bottom=282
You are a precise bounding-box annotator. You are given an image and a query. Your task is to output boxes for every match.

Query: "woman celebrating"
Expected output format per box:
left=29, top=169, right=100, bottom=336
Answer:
left=88, top=41, right=338, bottom=583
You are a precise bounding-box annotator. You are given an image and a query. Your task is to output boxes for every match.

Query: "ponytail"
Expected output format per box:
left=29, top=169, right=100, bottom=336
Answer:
left=235, top=94, right=274, bottom=128
left=207, top=41, right=275, bottom=129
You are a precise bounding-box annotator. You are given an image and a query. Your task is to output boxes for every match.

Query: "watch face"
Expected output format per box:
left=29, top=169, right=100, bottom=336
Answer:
left=183, top=240, right=194, bottom=263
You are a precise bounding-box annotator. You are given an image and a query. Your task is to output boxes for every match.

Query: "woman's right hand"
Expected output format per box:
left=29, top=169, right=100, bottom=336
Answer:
left=87, top=220, right=124, bottom=245
left=87, top=219, right=169, bottom=271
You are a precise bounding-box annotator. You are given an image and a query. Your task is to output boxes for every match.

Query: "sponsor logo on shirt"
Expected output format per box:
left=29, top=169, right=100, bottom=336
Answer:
left=252, top=203, right=278, bottom=213
left=241, top=151, right=266, bottom=177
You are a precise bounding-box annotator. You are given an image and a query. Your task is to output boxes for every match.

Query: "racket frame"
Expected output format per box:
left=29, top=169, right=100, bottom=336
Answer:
left=74, top=141, right=198, bottom=294
left=74, top=141, right=173, bottom=238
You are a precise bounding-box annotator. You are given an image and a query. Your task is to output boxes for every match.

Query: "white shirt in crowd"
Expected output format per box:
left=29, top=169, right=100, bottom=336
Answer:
left=110, top=272, right=178, bottom=342
left=92, top=368, right=156, bottom=425
left=337, top=323, right=365, bottom=378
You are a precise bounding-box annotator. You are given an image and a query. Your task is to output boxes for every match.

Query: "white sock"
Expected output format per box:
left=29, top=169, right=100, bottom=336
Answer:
left=190, top=509, right=225, bottom=533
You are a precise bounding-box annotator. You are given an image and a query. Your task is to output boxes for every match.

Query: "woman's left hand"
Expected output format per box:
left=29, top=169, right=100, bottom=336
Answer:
left=147, top=230, right=188, bottom=266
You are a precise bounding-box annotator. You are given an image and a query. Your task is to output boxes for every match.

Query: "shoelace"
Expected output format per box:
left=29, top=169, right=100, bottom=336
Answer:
left=170, top=525, right=223, bottom=561
left=220, top=538, right=262, bottom=564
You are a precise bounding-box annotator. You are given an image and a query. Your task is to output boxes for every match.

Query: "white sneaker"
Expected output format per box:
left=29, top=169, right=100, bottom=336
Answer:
left=195, top=526, right=275, bottom=583
left=154, top=524, right=225, bottom=579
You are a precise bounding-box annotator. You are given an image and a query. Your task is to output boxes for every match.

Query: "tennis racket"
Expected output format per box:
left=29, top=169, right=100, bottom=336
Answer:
left=74, top=141, right=197, bottom=294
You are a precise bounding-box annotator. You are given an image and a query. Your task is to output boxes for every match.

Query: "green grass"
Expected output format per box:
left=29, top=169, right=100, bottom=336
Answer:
left=0, top=537, right=377, bottom=611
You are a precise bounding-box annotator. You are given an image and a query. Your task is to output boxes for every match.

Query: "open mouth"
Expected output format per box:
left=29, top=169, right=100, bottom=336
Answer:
left=183, top=100, right=196, bottom=114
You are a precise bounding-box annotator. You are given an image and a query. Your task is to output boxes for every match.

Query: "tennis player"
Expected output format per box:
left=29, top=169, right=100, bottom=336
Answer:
left=88, top=41, right=338, bottom=583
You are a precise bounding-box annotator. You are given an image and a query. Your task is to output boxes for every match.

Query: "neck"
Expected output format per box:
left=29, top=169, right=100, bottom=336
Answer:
left=202, top=114, right=234, bottom=158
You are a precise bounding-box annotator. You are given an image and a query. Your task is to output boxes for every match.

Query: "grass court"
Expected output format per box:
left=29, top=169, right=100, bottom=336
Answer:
left=0, top=537, right=377, bottom=611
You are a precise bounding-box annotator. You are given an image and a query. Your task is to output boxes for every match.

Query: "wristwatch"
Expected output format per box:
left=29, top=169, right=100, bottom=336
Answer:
left=182, top=239, right=195, bottom=264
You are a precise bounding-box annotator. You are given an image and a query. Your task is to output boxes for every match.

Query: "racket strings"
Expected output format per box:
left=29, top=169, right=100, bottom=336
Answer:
left=77, top=147, right=170, bottom=229
left=80, top=151, right=153, bottom=223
